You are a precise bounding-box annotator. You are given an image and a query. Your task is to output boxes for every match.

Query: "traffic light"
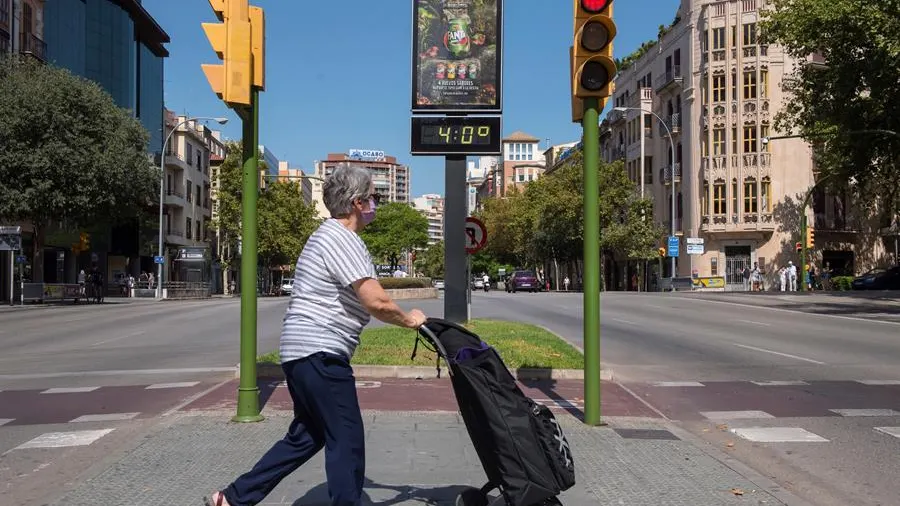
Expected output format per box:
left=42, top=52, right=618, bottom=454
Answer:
left=249, top=5, right=265, bottom=90
left=795, top=241, right=802, bottom=253
left=658, top=247, right=666, bottom=257
left=806, top=227, right=815, bottom=249
left=202, top=0, right=252, bottom=106
left=572, top=0, right=617, bottom=99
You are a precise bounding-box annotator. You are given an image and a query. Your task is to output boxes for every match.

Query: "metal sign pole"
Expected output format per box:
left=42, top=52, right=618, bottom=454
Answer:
left=444, top=155, right=468, bottom=323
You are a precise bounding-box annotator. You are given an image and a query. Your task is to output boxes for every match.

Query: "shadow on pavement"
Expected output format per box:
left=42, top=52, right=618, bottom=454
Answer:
left=517, top=375, right=585, bottom=422
left=292, top=477, right=472, bottom=505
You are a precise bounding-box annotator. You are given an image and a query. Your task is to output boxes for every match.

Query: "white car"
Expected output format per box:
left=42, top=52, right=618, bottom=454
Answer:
left=280, top=279, right=294, bottom=295
left=433, top=279, right=445, bottom=290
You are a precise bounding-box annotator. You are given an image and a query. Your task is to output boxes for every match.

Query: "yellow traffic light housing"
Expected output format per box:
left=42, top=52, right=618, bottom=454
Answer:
left=572, top=0, right=617, bottom=99
left=249, top=5, right=265, bottom=90
left=806, top=227, right=815, bottom=249
left=202, top=0, right=252, bottom=106
left=658, top=247, right=666, bottom=257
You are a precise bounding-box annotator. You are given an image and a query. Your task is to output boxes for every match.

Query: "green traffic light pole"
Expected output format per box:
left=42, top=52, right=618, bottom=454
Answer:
left=234, top=87, right=264, bottom=423
left=764, top=129, right=899, bottom=292
left=582, top=97, right=602, bottom=426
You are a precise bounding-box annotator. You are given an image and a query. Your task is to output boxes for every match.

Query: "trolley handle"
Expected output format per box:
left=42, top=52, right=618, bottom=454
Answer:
left=412, top=322, right=452, bottom=378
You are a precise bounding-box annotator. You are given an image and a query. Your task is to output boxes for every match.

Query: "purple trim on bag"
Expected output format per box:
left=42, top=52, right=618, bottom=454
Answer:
left=453, top=341, right=491, bottom=363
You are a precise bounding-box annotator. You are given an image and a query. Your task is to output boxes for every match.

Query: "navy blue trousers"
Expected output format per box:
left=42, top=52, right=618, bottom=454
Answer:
left=223, top=352, right=365, bottom=506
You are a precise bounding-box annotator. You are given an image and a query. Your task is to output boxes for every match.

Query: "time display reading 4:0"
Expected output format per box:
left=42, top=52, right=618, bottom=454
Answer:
left=411, top=116, right=502, bottom=155
left=426, top=125, right=492, bottom=145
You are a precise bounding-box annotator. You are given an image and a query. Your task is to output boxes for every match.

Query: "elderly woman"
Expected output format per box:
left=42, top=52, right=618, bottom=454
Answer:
left=206, top=165, right=427, bottom=506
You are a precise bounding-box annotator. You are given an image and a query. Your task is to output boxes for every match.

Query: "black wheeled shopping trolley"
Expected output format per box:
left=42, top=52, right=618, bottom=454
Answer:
left=415, top=318, right=575, bottom=506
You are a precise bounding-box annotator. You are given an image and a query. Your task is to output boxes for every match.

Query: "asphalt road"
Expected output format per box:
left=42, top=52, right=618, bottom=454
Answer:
left=2, top=291, right=899, bottom=505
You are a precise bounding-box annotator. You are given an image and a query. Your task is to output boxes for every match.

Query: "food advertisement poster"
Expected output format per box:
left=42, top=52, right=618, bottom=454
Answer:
left=412, top=0, right=502, bottom=112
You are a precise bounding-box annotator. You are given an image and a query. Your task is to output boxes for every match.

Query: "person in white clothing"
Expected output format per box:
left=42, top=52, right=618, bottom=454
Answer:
left=788, top=261, right=798, bottom=291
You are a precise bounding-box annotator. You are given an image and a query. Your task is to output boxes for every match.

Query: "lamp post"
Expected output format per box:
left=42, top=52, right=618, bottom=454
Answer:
left=157, top=116, right=228, bottom=299
left=615, top=107, right=677, bottom=289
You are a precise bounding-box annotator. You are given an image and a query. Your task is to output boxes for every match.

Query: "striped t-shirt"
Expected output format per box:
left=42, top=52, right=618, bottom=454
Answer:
left=279, top=218, right=377, bottom=363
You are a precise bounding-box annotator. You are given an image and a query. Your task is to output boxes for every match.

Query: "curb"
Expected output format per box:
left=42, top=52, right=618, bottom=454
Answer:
left=239, top=363, right=612, bottom=382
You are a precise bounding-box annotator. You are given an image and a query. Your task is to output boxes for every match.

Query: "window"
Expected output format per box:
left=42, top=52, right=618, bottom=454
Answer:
left=732, top=179, right=739, bottom=214
left=743, top=23, right=757, bottom=46
left=732, top=127, right=738, bottom=154
left=186, top=218, right=192, bottom=239
left=196, top=186, right=201, bottom=204
left=713, top=75, right=726, bottom=102
left=732, top=71, right=737, bottom=100
left=196, top=221, right=201, bottom=241
left=713, top=128, right=725, bottom=155
left=713, top=180, right=726, bottom=215
left=645, top=156, right=653, bottom=184
left=760, top=125, right=770, bottom=152
left=761, top=177, right=772, bottom=212
left=186, top=143, right=193, bottom=165
left=743, top=70, right=757, bottom=99
left=744, top=178, right=758, bottom=213
left=702, top=181, right=710, bottom=215
left=760, top=69, right=769, bottom=98
left=711, top=257, right=718, bottom=276
left=731, top=26, right=736, bottom=47
left=743, top=125, right=758, bottom=153
left=186, top=180, right=193, bottom=202
left=713, top=27, right=726, bottom=49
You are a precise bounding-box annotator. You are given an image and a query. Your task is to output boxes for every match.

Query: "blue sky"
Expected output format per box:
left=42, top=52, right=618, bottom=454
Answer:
left=143, top=0, right=679, bottom=197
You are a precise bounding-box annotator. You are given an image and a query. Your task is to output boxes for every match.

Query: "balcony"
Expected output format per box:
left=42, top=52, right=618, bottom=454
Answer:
left=20, top=32, right=46, bottom=61
left=700, top=212, right=775, bottom=232
left=660, top=113, right=681, bottom=136
left=608, top=108, right=626, bottom=125
left=165, top=189, right=185, bottom=208
left=663, top=163, right=682, bottom=185
left=628, top=87, right=653, bottom=107
left=656, top=66, right=683, bottom=93
left=164, top=151, right=190, bottom=171
left=165, top=227, right=188, bottom=245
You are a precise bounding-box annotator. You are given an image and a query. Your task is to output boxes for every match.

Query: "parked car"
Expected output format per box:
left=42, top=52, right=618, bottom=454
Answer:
left=433, top=279, right=445, bottom=290
left=280, top=279, right=294, bottom=296
left=851, top=266, right=900, bottom=290
left=505, top=270, right=539, bottom=293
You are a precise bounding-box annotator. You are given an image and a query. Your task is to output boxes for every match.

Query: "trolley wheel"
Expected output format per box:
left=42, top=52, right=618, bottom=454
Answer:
left=456, top=487, right=488, bottom=506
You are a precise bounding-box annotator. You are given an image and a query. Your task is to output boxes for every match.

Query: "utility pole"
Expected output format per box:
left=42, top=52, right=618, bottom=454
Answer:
left=571, top=0, right=617, bottom=426
left=201, top=0, right=266, bottom=423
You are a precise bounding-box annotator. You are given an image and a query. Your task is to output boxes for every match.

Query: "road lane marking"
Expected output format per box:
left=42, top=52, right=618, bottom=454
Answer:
left=0, top=367, right=236, bottom=380
left=857, top=380, right=900, bottom=386
left=91, top=330, right=146, bottom=347
left=0, top=418, right=13, bottom=427
left=874, top=427, right=900, bottom=439
left=732, top=343, right=826, bottom=365
left=145, top=381, right=200, bottom=389
left=610, top=318, right=637, bottom=325
left=731, top=427, right=829, bottom=443
left=40, top=387, right=100, bottom=394
left=751, top=380, right=810, bottom=386
left=829, top=409, right=899, bottom=417
left=738, top=319, right=771, bottom=326
left=70, top=412, right=140, bottom=423
left=651, top=381, right=705, bottom=387
left=701, top=410, right=775, bottom=421
left=11, top=429, right=115, bottom=450
left=676, top=297, right=900, bottom=326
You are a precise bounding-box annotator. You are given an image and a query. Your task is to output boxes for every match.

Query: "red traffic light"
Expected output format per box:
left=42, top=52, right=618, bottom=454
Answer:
left=581, top=0, right=611, bottom=12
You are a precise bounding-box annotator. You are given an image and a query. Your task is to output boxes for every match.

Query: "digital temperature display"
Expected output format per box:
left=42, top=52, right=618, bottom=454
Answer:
left=411, top=116, right=502, bottom=155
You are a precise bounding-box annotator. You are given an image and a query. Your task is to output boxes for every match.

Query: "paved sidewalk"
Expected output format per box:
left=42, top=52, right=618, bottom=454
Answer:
left=49, top=410, right=802, bottom=506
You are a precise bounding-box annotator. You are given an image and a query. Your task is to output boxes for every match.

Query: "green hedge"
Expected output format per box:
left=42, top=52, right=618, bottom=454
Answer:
left=831, top=276, right=854, bottom=291
left=379, top=277, right=432, bottom=289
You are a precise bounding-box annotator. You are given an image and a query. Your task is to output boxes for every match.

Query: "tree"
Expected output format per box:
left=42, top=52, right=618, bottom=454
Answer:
left=760, top=0, right=900, bottom=221
left=360, top=202, right=429, bottom=270
left=0, top=55, right=159, bottom=281
left=258, top=180, right=320, bottom=285
left=212, top=140, right=244, bottom=287
left=415, top=240, right=444, bottom=279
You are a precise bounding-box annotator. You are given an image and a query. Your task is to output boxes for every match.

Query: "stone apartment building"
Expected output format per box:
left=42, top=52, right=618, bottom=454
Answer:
left=601, top=0, right=886, bottom=288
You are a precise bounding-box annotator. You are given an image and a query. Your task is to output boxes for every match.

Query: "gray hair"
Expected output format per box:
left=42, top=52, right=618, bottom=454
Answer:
left=323, top=165, right=372, bottom=218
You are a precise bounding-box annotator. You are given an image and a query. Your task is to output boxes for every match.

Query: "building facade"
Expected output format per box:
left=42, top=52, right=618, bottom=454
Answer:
left=1, top=0, right=169, bottom=292
left=310, top=150, right=411, bottom=219
left=273, top=161, right=313, bottom=205
left=467, top=156, right=498, bottom=213
left=413, top=194, right=445, bottom=246
left=161, top=110, right=215, bottom=283
left=601, top=0, right=881, bottom=288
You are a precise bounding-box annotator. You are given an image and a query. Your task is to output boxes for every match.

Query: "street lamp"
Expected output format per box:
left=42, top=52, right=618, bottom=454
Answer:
left=157, top=116, right=228, bottom=299
left=614, top=106, right=677, bottom=290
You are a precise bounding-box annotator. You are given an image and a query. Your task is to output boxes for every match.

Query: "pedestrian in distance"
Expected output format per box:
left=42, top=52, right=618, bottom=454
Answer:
left=204, top=165, right=428, bottom=506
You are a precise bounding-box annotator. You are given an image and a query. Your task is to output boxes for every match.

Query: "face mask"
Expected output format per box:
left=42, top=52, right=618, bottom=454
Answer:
left=361, top=197, right=377, bottom=225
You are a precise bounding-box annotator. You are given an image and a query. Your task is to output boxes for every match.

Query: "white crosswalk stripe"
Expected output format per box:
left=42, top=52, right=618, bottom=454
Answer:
left=12, top=429, right=115, bottom=450
left=70, top=413, right=140, bottom=423
left=40, top=387, right=100, bottom=394
left=145, top=382, right=200, bottom=389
